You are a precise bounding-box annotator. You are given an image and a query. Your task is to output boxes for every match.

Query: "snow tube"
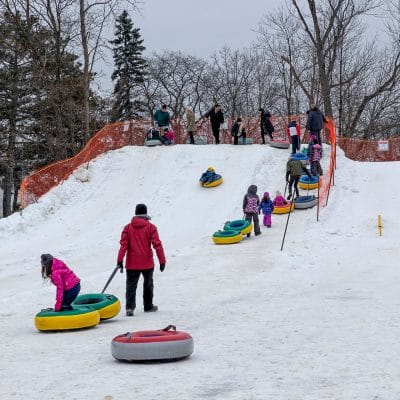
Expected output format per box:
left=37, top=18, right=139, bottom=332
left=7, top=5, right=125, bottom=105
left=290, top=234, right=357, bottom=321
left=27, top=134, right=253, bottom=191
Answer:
left=212, top=229, right=242, bottom=244
left=223, top=220, right=252, bottom=235
left=144, top=138, right=163, bottom=147
left=111, top=325, right=194, bottom=362
left=200, top=174, right=223, bottom=188
left=34, top=307, right=100, bottom=332
left=272, top=202, right=295, bottom=214
left=290, top=152, right=308, bottom=165
left=298, top=175, right=320, bottom=190
left=72, top=293, right=121, bottom=320
left=293, top=195, right=318, bottom=209
left=269, top=140, right=290, bottom=149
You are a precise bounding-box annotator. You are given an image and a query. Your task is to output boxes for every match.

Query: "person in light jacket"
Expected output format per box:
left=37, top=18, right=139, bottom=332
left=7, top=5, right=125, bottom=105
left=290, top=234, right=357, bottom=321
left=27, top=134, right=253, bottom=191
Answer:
left=185, top=106, right=196, bottom=144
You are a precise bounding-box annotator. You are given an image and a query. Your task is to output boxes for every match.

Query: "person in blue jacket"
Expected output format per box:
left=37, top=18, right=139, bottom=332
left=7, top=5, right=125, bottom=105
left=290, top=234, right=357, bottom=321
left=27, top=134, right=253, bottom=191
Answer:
left=259, top=192, right=274, bottom=227
left=200, top=167, right=217, bottom=185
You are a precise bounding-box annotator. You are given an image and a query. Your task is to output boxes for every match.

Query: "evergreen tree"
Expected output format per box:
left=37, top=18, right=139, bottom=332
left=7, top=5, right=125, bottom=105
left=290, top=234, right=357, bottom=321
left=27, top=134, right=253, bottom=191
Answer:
left=110, top=10, right=146, bottom=122
left=0, top=11, right=33, bottom=216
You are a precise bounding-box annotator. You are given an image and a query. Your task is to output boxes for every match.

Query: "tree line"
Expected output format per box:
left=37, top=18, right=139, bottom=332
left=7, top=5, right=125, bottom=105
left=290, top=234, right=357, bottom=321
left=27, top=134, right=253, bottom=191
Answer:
left=2, top=0, right=400, bottom=217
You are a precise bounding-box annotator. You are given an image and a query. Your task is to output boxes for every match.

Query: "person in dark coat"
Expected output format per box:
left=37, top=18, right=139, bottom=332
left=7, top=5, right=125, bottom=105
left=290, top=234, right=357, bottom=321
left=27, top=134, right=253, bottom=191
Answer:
left=117, top=203, right=166, bottom=316
left=285, top=158, right=311, bottom=200
left=243, top=185, right=261, bottom=236
left=258, top=109, right=274, bottom=143
left=306, top=105, right=326, bottom=146
left=203, top=104, right=224, bottom=144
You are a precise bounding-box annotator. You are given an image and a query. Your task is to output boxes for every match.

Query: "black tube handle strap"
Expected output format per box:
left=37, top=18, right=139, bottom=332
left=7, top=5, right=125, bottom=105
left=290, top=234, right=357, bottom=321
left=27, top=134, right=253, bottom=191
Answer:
left=162, top=325, right=176, bottom=332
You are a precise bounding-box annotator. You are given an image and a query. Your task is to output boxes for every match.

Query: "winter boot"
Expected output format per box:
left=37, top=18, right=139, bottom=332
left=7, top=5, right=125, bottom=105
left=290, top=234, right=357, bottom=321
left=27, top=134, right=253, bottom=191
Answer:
left=144, top=305, right=158, bottom=313
left=126, top=309, right=134, bottom=317
left=287, top=193, right=292, bottom=200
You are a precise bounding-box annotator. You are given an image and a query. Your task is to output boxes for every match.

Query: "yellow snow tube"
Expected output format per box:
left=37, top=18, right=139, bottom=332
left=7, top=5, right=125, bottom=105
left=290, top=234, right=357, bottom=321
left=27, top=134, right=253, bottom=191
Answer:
left=212, top=230, right=243, bottom=244
left=272, top=202, right=295, bottom=214
left=200, top=175, right=223, bottom=188
left=298, top=175, right=320, bottom=190
left=34, top=307, right=100, bottom=331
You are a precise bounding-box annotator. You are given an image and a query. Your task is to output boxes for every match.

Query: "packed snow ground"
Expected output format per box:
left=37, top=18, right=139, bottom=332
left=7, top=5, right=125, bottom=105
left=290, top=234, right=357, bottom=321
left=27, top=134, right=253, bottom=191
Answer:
left=0, top=144, right=399, bottom=400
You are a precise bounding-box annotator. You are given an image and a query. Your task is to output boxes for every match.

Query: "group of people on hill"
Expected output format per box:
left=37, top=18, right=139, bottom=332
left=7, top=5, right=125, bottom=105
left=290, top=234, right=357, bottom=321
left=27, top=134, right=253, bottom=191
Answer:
left=40, top=105, right=326, bottom=316
left=152, top=103, right=326, bottom=147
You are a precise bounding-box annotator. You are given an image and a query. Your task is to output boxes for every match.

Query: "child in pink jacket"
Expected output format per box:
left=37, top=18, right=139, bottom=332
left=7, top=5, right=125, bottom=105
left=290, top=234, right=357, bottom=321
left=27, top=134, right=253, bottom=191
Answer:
left=273, top=190, right=288, bottom=206
left=41, top=254, right=81, bottom=311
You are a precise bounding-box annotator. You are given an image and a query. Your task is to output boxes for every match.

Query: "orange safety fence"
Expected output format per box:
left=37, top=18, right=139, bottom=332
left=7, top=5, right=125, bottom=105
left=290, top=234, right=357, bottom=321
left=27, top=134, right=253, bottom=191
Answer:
left=19, top=114, right=325, bottom=208
left=337, top=136, right=400, bottom=161
left=318, top=118, right=337, bottom=208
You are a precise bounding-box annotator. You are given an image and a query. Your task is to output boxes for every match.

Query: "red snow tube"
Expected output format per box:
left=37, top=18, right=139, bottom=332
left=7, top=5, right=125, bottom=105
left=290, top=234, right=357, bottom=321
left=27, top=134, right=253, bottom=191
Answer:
left=111, top=325, right=194, bottom=361
left=114, top=329, right=191, bottom=343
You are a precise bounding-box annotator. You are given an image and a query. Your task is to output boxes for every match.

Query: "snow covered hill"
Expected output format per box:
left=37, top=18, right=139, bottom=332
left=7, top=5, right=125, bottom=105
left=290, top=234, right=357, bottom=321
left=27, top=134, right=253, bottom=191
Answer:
left=0, top=144, right=399, bottom=400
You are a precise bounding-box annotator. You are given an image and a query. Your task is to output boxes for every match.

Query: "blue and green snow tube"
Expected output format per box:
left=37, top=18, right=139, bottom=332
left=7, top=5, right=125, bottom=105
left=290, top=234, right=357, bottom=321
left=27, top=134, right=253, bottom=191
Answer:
left=212, top=229, right=242, bottom=244
left=72, top=293, right=120, bottom=320
left=223, top=220, right=252, bottom=236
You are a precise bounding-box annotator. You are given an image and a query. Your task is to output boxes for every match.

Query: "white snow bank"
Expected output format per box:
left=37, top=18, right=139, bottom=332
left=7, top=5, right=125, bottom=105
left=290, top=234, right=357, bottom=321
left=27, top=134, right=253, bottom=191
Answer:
left=1, top=144, right=399, bottom=400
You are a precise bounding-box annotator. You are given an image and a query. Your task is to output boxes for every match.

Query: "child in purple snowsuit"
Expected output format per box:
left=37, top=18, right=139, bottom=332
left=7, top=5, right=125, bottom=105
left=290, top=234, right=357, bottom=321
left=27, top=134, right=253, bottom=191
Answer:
left=259, top=192, right=274, bottom=227
left=243, top=185, right=261, bottom=236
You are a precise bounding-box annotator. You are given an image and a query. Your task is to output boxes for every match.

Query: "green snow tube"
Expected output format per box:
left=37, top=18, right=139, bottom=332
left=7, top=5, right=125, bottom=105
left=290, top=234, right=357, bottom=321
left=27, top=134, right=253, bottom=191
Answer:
left=212, top=229, right=243, bottom=244
left=223, top=220, right=252, bottom=236
left=72, top=293, right=121, bottom=320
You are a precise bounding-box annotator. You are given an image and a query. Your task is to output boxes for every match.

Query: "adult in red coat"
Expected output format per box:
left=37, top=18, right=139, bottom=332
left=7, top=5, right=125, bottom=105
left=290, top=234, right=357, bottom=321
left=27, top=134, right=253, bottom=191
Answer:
left=117, top=203, right=166, bottom=316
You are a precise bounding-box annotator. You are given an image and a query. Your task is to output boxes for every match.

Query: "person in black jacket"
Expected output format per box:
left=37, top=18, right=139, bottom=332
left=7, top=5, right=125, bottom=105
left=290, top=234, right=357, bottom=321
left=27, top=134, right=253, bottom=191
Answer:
left=306, top=105, right=326, bottom=146
left=258, top=108, right=274, bottom=143
left=203, top=104, right=224, bottom=144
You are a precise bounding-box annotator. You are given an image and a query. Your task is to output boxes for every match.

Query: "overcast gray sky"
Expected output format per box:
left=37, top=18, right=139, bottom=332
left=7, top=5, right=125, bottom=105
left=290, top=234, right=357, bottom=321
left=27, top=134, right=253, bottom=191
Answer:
left=137, top=0, right=275, bottom=56
left=98, top=0, right=277, bottom=92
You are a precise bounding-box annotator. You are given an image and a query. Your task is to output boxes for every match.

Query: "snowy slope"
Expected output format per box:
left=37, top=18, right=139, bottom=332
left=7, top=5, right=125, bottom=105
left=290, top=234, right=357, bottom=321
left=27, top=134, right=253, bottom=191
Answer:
left=0, top=144, right=399, bottom=400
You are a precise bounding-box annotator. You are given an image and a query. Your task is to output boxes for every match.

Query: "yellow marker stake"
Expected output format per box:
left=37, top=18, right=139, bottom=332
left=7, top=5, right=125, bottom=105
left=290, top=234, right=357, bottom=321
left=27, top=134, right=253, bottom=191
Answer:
left=378, top=215, right=383, bottom=236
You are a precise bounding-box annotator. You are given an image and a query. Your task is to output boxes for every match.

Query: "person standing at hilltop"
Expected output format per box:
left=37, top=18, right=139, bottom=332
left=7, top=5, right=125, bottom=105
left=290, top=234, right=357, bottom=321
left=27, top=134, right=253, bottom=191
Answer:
left=258, top=108, right=274, bottom=143
left=306, top=104, right=326, bottom=146
left=202, top=104, right=224, bottom=144
left=185, top=106, right=196, bottom=144
left=153, top=104, right=170, bottom=132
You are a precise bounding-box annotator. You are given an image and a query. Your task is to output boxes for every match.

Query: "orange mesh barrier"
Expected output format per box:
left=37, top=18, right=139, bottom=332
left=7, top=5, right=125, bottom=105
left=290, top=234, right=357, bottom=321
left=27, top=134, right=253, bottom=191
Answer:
left=337, top=136, right=400, bottom=161
left=19, top=115, right=327, bottom=208
left=318, top=118, right=337, bottom=208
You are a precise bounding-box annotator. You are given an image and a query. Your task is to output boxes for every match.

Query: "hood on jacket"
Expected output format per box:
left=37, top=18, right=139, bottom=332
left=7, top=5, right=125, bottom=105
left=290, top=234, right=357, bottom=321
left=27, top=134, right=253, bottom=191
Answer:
left=131, top=216, right=151, bottom=228
left=247, top=185, right=257, bottom=195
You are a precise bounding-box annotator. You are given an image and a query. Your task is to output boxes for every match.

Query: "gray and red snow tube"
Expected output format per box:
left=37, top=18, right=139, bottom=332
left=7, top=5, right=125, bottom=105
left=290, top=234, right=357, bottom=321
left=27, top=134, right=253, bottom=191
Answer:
left=111, top=325, right=194, bottom=362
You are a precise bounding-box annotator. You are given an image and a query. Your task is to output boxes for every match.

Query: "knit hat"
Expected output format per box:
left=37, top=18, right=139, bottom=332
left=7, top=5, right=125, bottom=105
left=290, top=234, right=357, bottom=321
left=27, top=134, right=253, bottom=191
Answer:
left=310, top=134, right=317, bottom=141
left=41, top=254, right=53, bottom=268
left=264, top=192, right=270, bottom=198
left=135, top=203, right=147, bottom=216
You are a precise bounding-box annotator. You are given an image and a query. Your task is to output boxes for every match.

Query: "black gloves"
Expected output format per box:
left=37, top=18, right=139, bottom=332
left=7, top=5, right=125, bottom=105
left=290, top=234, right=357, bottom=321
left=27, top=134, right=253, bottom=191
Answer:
left=117, top=261, right=123, bottom=273
left=160, top=263, right=166, bottom=272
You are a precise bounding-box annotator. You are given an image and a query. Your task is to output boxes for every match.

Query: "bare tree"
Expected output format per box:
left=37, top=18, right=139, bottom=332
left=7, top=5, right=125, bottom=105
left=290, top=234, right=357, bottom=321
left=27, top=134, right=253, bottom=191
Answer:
left=77, top=0, right=140, bottom=141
